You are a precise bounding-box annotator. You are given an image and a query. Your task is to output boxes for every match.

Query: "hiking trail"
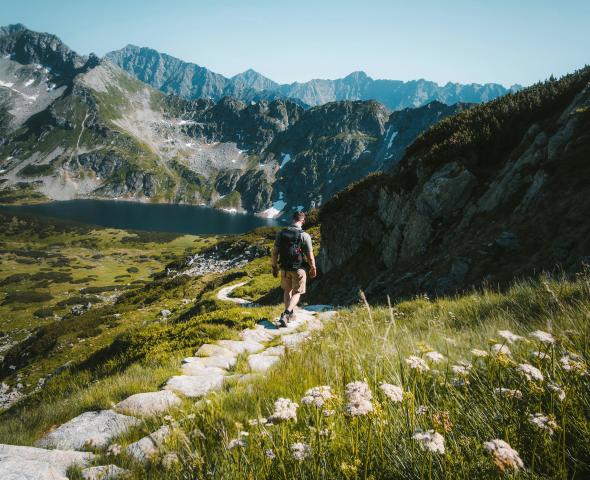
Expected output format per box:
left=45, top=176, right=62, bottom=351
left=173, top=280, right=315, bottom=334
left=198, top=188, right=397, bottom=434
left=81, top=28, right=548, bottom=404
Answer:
left=0, top=282, right=336, bottom=479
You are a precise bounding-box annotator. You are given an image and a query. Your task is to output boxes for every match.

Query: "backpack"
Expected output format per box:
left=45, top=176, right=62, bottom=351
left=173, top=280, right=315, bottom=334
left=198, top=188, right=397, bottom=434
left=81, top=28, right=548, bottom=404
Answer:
left=278, top=228, right=304, bottom=271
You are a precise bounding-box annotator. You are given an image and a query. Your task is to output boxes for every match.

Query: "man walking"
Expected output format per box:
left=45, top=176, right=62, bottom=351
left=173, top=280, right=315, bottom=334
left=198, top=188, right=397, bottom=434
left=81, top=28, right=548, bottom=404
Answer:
left=271, top=211, right=317, bottom=327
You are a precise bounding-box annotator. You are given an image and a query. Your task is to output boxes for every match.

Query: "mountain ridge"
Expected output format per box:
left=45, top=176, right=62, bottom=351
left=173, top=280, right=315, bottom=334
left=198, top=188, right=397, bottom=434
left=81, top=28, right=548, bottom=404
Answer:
left=105, top=43, right=521, bottom=110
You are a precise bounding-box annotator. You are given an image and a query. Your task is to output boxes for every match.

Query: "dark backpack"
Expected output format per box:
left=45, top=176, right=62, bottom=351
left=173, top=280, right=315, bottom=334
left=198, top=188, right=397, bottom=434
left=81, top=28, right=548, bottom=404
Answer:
left=278, top=228, right=304, bottom=271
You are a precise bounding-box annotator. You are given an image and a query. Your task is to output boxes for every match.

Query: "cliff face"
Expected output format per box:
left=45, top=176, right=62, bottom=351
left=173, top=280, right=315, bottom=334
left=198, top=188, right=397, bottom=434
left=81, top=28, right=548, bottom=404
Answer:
left=314, top=69, right=590, bottom=305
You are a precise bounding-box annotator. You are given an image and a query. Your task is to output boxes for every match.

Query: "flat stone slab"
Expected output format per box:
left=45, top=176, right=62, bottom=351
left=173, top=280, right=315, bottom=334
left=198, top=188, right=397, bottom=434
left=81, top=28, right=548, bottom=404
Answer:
left=114, top=390, right=181, bottom=417
left=81, top=465, right=128, bottom=480
left=261, top=345, right=285, bottom=356
left=282, top=331, right=311, bottom=347
left=217, top=339, right=265, bottom=354
left=0, top=458, right=67, bottom=480
left=126, top=425, right=170, bottom=463
left=36, top=410, right=140, bottom=450
left=181, top=363, right=227, bottom=376
left=195, top=344, right=237, bottom=358
left=240, top=325, right=279, bottom=343
left=0, top=444, right=93, bottom=477
left=248, top=354, right=280, bottom=372
left=164, top=374, right=225, bottom=398
left=183, top=355, right=236, bottom=369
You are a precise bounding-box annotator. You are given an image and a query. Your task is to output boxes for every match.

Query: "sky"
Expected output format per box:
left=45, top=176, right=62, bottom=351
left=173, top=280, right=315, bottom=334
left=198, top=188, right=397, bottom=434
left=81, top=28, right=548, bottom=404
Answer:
left=1, top=0, right=588, bottom=87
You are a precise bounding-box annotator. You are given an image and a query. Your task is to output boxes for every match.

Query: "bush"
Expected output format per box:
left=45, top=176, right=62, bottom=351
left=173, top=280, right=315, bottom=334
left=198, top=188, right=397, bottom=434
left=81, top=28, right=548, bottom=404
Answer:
left=2, top=291, right=53, bottom=305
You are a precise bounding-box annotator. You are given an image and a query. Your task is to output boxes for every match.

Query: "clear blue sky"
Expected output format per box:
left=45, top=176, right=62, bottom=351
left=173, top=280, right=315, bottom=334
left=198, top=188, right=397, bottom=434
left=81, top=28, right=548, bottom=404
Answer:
left=1, top=0, right=588, bottom=87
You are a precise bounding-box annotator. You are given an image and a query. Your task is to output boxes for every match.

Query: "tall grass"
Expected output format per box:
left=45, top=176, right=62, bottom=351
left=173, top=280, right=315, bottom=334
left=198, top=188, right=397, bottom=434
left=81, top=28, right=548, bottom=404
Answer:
left=121, top=274, right=590, bottom=479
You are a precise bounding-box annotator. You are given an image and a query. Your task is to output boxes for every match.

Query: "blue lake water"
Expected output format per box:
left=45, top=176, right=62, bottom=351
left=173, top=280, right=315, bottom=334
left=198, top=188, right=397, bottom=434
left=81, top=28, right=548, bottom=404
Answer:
left=1, top=200, right=280, bottom=235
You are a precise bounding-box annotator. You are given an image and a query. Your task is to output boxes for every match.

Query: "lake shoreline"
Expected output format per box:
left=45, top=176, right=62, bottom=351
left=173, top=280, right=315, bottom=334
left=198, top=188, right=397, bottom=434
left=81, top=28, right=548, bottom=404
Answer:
left=0, top=199, right=282, bottom=235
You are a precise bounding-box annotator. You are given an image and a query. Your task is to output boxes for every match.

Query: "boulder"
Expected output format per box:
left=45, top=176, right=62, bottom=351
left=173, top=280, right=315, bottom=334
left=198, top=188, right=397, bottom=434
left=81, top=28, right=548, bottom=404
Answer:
left=195, top=344, right=237, bottom=358
left=164, top=374, right=225, bottom=398
left=81, top=465, right=128, bottom=480
left=216, top=339, right=264, bottom=354
left=114, top=390, right=181, bottom=417
left=126, top=426, right=170, bottom=463
left=248, top=354, right=280, bottom=373
left=182, top=355, right=236, bottom=369
left=0, top=444, right=93, bottom=477
left=36, top=410, right=140, bottom=450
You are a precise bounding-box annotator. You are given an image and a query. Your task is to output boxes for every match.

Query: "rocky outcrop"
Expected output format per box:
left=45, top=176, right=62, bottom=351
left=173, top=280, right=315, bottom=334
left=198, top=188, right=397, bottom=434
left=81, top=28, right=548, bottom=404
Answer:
left=315, top=69, right=590, bottom=304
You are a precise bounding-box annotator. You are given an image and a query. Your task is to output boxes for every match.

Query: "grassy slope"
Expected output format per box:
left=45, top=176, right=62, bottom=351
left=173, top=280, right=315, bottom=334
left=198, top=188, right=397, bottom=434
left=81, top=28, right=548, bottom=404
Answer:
left=113, top=275, right=589, bottom=479
left=0, top=212, right=283, bottom=444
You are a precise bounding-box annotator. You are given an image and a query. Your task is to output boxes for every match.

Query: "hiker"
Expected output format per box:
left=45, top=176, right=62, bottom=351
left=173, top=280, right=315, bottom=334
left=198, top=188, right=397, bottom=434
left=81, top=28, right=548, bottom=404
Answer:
left=271, top=211, right=317, bottom=327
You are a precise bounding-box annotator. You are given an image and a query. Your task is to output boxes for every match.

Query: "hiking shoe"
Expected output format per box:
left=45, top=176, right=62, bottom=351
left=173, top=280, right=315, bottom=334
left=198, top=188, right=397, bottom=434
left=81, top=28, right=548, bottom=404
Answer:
left=278, top=311, right=288, bottom=328
left=286, top=310, right=295, bottom=323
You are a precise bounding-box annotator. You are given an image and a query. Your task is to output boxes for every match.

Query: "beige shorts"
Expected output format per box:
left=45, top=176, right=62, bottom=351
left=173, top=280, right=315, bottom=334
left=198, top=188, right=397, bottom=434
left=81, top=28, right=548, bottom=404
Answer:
left=281, top=269, right=307, bottom=294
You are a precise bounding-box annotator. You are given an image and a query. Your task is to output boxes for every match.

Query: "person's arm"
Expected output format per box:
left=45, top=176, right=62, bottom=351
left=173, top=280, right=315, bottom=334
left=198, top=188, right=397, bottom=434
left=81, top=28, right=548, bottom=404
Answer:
left=303, top=233, right=317, bottom=278
left=271, top=233, right=280, bottom=277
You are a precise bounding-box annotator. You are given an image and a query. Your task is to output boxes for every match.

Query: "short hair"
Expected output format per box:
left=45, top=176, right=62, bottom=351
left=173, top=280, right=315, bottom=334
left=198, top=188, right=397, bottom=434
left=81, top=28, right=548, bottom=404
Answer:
left=293, top=211, right=305, bottom=222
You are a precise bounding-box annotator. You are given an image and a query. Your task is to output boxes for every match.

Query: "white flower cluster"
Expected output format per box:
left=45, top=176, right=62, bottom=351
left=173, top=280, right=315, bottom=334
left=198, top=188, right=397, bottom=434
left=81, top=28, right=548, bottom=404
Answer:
left=451, top=361, right=472, bottom=376
left=530, top=330, right=555, bottom=345
left=484, top=439, right=524, bottom=471
left=517, top=363, right=544, bottom=382
left=498, top=330, right=524, bottom=344
left=425, top=351, right=445, bottom=363
left=471, top=348, right=489, bottom=358
left=227, top=431, right=249, bottom=450
left=301, top=385, right=334, bottom=407
left=344, top=381, right=373, bottom=416
left=531, top=350, right=550, bottom=361
left=412, top=429, right=445, bottom=454
left=269, top=397, right=298, bottom=422
left=379, top=383, right=404, bottom=402
left=547, top=382, right=566, bottom=401
left=492, top=344, right=511, bottom=356
left=405, top=355, right=430, bottom=372
left=494, top=387, right=523, bottom=399
left=560, top=354, right=587, bottom=375
left=529, top=413, right=558, bottom=436
left=248, top=417, right=268, bottom=427
left=291, top=442, right=311, bottom=461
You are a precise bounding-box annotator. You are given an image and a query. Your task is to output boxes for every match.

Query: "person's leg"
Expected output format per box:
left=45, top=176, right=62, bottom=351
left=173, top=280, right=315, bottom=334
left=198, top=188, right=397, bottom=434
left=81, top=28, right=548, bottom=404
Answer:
left=283, top=289, right=292, bottom=310
left=287, top=269, right=306, bottom=314
left=287, top=292, right=301, bottom=311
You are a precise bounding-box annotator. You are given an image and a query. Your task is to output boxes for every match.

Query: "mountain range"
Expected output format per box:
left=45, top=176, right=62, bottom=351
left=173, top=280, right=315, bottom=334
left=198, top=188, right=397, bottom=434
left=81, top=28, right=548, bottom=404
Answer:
left=0, top=24, right=473, bottom=215
left=106, top=44, right=521, bottom=110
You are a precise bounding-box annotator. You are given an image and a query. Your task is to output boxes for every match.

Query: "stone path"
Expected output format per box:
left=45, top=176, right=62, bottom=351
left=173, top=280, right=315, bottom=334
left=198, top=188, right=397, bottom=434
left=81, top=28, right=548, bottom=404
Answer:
left=0, top=282, right=336, bottom=479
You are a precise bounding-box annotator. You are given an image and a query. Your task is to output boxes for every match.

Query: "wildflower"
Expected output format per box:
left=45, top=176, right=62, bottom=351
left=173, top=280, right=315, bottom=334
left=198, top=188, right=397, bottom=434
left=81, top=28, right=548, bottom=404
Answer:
left=498, top=330, right=524, bottom=343
left=425, top=351, right=445, bottom=363
left=344, top=381, right=373, bottom=417
left=162, top=452, right=179, bottom=469
left=291, top=442, right=311, bottom=461
left=323, top=409, right=335, bottom=417
left=186, top=413, right=196, bottom=420
left=529, top=413, right=558, bottom=436
left=492, top=344, right=511, bottom=356
left=452, top=361, right=472, bottom=376
left=471, top=348, right=489, bottom=358
left=319, top=428, right=331, bottom=437
left=107, top=443, right=122, bottom=456
left=227, top=438, right=246, bottom=449
left=248, top=417, right=268, bottom=427
left=405, top=355, right=430, bottom=372
left=547, top=382, right=566, bottom=401
left=530, top=330, right=555, bottom=345
left=494, top=388, right=523, bottom=399
left=484, top=439, right=524, bottom=471
left=269, top=398, right=298, bottom=422
left=340, top=459, right=361, bottom=476
left=560, top=355, right=587, bottom=375
left=163, top=415, right=174, bottom=422
left=379, top=383, right=404, bottom=402
left=301, top=385, right=334, bottom=407
left=412, top=430, right=445, bottom=454
left=531, top=350, right=550, bottom=361
left=265, top=449, right=276, bottom=460
left=416, top=405, right=429, bottom=415
left=517, top=363, right=544, bottom=382
left=432, top=411, right=453, bottom=432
